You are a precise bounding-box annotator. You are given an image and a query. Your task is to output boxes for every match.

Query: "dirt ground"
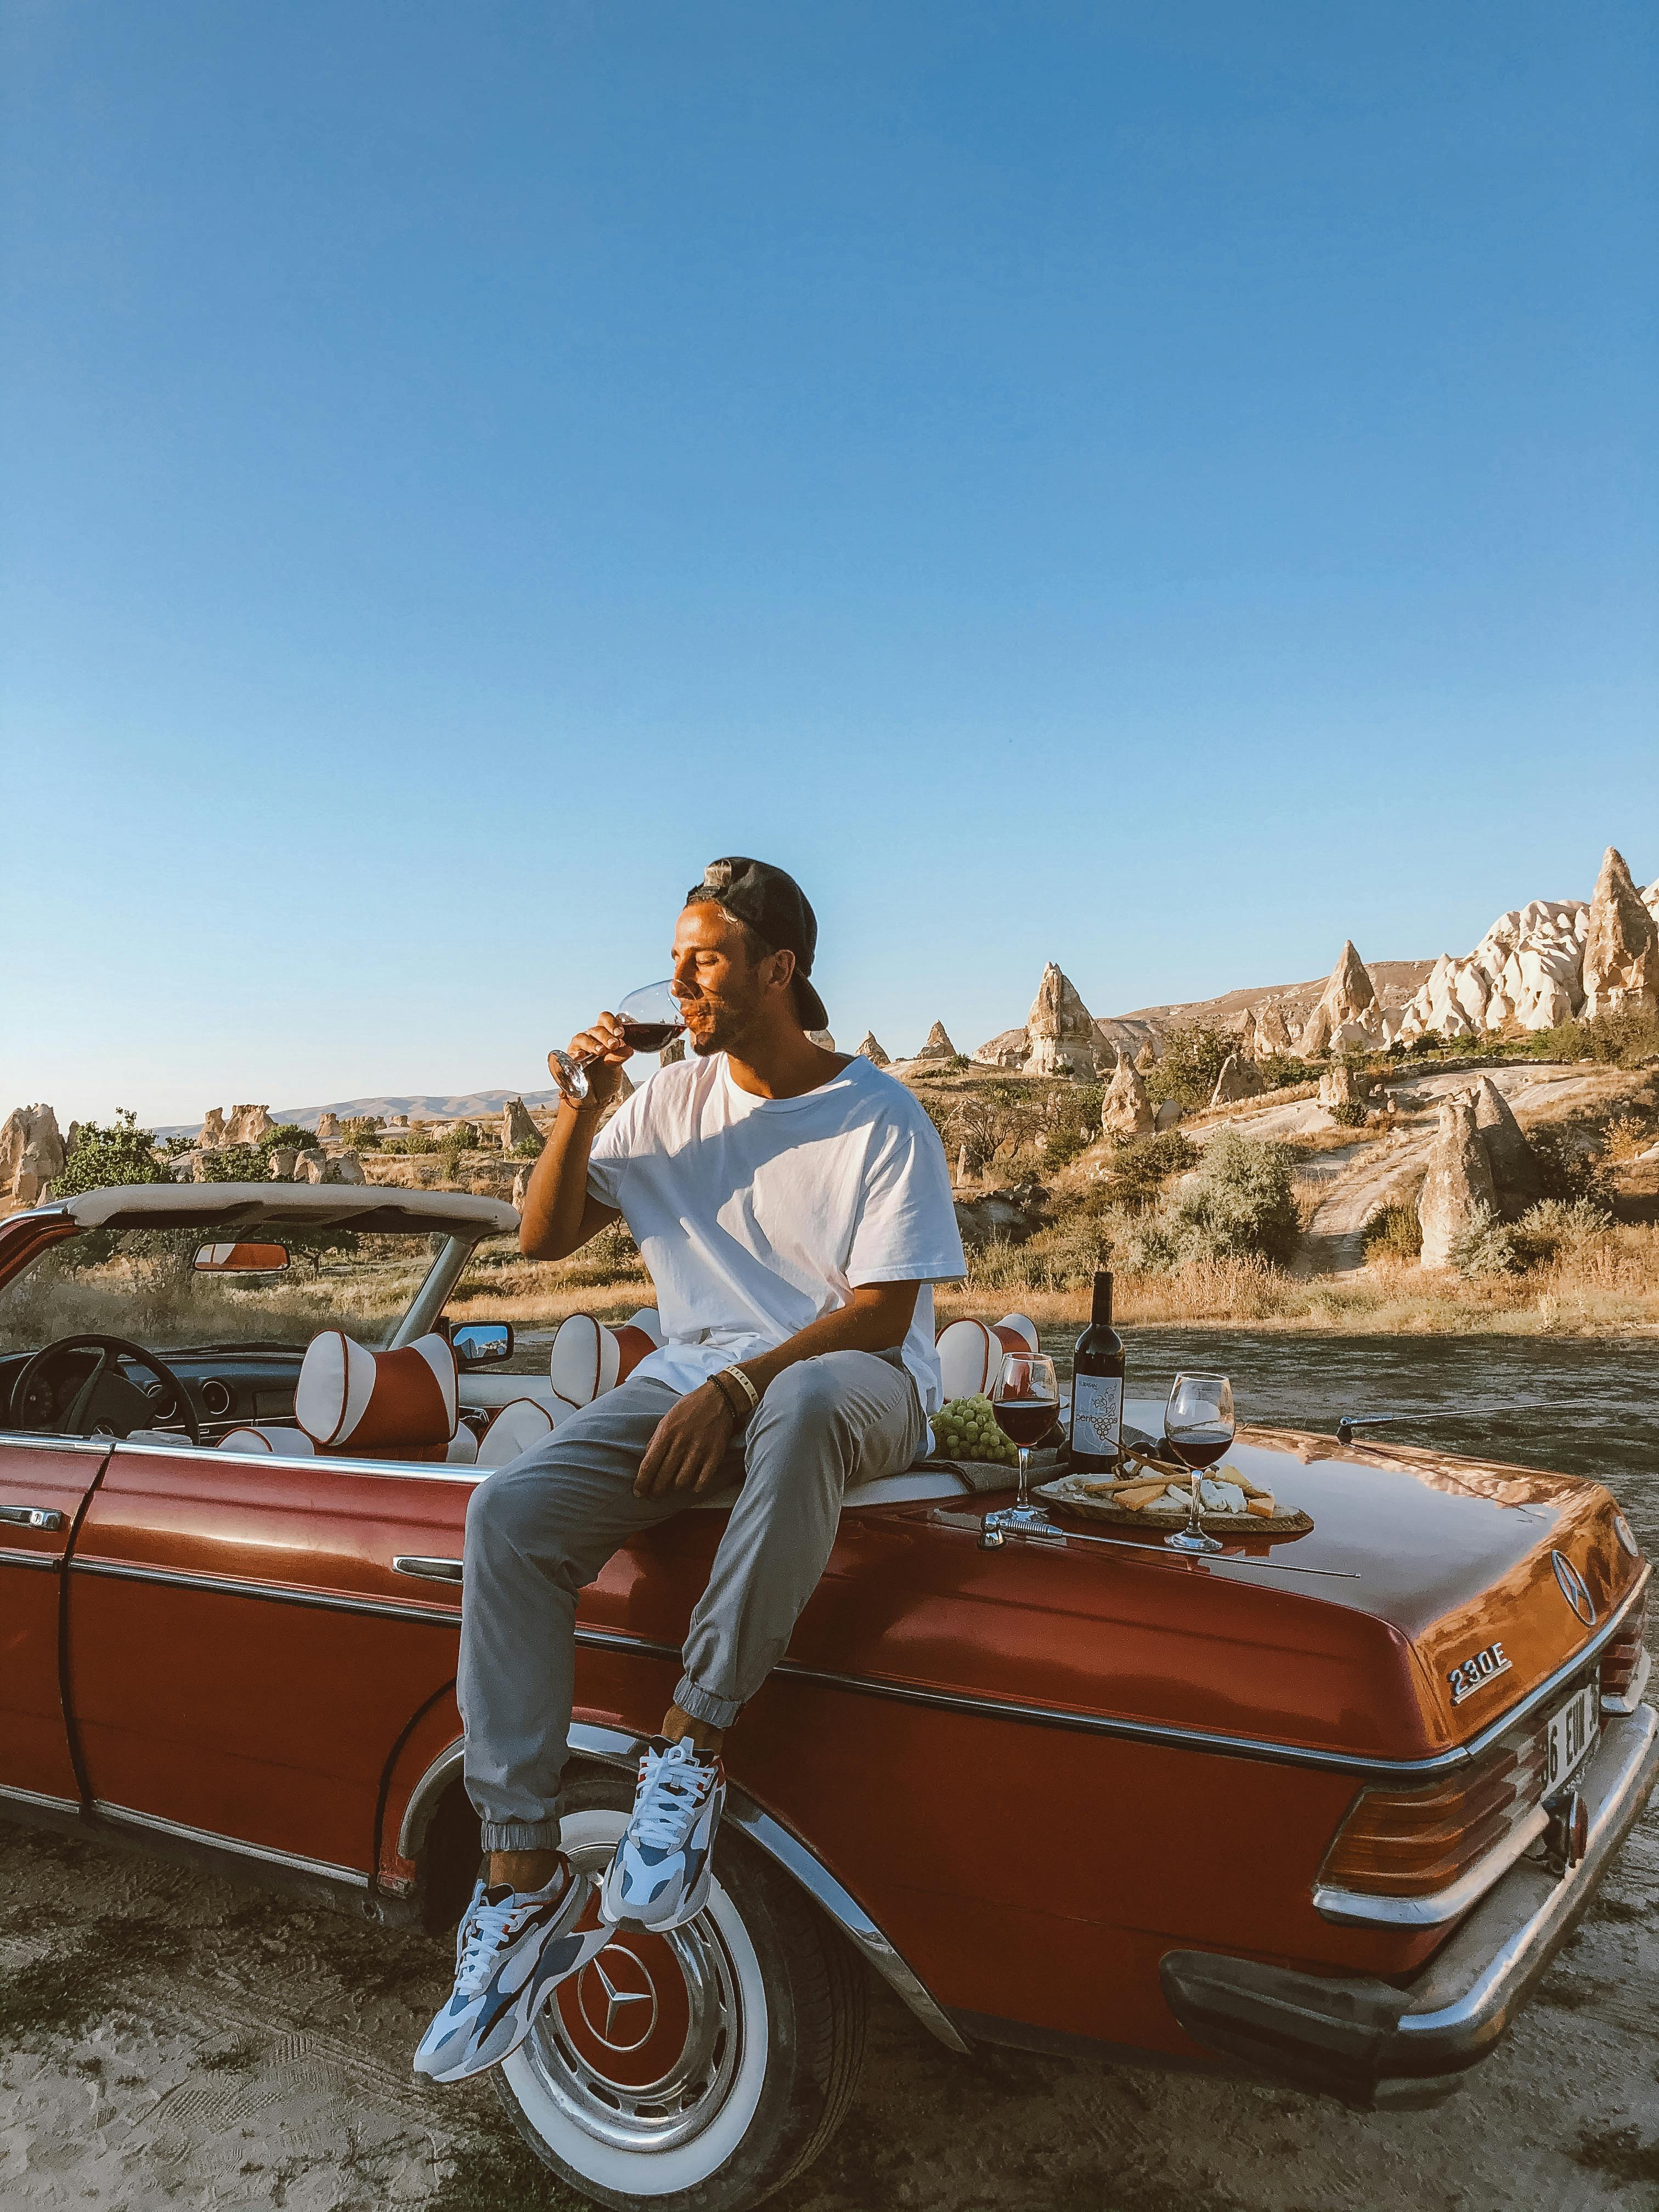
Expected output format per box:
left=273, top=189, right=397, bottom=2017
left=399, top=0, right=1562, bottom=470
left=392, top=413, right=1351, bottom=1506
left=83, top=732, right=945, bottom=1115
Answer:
left=3, top=1791, right=1656, bottom=2212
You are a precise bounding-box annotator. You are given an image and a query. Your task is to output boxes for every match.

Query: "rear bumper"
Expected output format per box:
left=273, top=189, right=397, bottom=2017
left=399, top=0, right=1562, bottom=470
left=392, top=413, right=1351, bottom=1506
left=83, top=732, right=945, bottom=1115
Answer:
left=1161, top=1702, right=1659, bottom=2110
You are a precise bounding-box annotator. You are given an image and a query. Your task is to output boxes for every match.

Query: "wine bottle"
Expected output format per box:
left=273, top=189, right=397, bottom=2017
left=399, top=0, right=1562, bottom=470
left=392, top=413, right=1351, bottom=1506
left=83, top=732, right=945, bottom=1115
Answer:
left=1069, top=1270, right=1125, bottom=1472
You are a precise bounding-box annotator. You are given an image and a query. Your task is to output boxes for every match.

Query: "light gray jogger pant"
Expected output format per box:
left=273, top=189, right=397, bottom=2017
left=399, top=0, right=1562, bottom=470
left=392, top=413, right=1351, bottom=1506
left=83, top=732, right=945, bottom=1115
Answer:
left=459, top=1349, right=925, bottom=1852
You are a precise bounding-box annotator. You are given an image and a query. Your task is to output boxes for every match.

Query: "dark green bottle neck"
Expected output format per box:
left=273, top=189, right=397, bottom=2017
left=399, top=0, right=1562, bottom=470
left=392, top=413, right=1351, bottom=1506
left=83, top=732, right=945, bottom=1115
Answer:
left=1090, top=1272, right=1114, bottom=1327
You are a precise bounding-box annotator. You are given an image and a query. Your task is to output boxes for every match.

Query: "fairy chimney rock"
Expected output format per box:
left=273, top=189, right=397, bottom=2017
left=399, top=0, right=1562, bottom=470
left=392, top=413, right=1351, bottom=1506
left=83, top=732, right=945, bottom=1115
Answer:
left=1472, top=1077, right=1544, bottom=1215
left=856, top=1033, right=890, bottom=1067
left=315, top=1113, right=341, bottom=1141
left=1100, top=1059, right=1155, bottom=1139
left=199, top=1108, right=228, bottom=1150
left=511, top=1165, right=532, bottom=1211
left=225, top=1104, right=274, bottom=1146
left=1210, top=1053, right=1264, bottom=1108
left=1023, top=962, right=1105, bottom=1079
left=913, top=1021, right=958, bottom=1062
left=501, top=1098, right=544, bottom=1154
left=1418, top=1094, right=1497, bottom=1268
left=1299, top=941, right=1383, bottom=1058
left=1246, top=1000, right=1294, bottom=1059
left=1582, top=847, right=1659, bottom=1019
left=0, top=1104, right=66, bottom=1209
left=1135, top=1042, right=1158, bottom=1073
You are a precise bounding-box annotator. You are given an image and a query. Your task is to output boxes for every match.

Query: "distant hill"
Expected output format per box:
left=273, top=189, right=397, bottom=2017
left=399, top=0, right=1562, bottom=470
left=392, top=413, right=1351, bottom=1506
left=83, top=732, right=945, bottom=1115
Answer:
left=155, top=1089, right=563, bottom=1139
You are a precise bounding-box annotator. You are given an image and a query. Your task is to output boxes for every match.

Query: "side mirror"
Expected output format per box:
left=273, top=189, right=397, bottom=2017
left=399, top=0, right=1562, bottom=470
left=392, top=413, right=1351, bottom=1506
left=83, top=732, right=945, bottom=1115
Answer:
left=452, top=1321, right=514, bottom=1369
left=194, top=1242, right=290, bottom=1274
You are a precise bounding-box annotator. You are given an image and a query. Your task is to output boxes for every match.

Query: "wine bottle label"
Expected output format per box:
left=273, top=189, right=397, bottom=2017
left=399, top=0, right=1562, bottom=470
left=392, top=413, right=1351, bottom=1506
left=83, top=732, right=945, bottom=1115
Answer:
left=1071, top=1374, right=1123, bottom=1457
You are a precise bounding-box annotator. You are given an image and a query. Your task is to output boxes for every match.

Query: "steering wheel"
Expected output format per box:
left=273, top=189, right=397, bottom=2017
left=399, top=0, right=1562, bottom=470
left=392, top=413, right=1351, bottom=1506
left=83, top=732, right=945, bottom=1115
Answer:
left=9, top=1334, right=203, bottom=1448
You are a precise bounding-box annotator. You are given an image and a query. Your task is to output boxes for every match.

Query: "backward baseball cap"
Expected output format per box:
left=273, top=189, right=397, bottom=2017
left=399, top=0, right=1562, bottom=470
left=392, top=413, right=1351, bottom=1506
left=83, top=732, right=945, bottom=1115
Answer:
left=687, top=857, right=830, bottom=1032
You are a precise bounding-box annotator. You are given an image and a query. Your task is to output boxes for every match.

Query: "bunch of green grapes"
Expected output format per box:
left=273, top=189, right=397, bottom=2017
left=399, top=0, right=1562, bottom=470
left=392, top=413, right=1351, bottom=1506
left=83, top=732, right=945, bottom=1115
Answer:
left=932, top=1394, right=1018, bottom=1465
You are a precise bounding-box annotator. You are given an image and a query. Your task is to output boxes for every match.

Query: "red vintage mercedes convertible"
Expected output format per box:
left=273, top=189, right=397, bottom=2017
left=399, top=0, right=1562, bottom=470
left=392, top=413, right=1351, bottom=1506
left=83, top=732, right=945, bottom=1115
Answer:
left=1, top=1183, right=1654, bottom=2211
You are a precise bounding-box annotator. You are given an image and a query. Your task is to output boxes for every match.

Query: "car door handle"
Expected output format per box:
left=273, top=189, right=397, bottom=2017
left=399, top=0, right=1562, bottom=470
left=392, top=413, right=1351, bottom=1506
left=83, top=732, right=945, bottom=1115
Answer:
left=392, top=1555, right=464, bottom=1584
left=0, top=1504, right=66, bottom=1532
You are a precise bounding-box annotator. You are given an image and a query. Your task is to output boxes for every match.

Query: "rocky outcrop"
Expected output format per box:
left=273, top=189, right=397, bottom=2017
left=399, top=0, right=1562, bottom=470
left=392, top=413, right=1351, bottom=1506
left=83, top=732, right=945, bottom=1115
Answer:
left=1135, top=1042, right=1158, bottom=1073
left=971, top=1026, right=1028, bottom=1071
left=1022, top=963, right=1108, bottom=1079
left=511, top=1165, right=532, bottom=1211
left=1418, top=1095, right=1497, bottom=1267
left=293, top=1149, right=328, bottom=1184
left=501, top=1099, right=544, bottom=1154
left=1297, top=943, right=1385, bottom=1057
left=267, top=1147, right=298, bottom=1181
left=1244, top=1000, right=1294, bottom=1059
left=315, top=1113, right=340, bottom=1141
left=225, top=1104, right=274, bottom=1146
left=1471, top=1078, right=1543, bottom=1214
left=1100, top=1059, right=1155, bottom=1138
left=1318, top=1063, right=1374, bottom=1111
left=1154, top=1099, right=1184, bottom=1132
left=913, top=1021, right=958, bottom=1062
left=856, top=1033, right=890, bottom=1066
left=1209, top=1054, right=1263, bottom=1108
left=1, top=1105, right=66, bottom=1207
left=1398, top=901, right=1589, bottom=1040
left=331, top=1149, right=366, bottom=1186
left=953, top=1181, right=1047, bottom=1247
left=199, top=1108, right=228, bottom=1150
left=1582, top=847, right=1659, bottom=1019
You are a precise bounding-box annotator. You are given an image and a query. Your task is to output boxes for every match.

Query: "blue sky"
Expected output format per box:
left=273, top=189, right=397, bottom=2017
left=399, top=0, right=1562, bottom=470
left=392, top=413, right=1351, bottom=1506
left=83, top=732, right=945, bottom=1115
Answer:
left=4, top=2, right=1654, bottom=1124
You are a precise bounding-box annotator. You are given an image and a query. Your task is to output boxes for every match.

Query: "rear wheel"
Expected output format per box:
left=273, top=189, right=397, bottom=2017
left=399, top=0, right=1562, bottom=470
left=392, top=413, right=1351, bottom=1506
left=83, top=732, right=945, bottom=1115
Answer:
left=494, top=1768, right=867, bottom=2212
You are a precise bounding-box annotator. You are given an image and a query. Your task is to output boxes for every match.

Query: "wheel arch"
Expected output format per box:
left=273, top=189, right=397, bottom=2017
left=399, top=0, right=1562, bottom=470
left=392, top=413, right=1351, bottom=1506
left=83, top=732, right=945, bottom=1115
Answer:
left=398, top=1720, right=969, bottom=2056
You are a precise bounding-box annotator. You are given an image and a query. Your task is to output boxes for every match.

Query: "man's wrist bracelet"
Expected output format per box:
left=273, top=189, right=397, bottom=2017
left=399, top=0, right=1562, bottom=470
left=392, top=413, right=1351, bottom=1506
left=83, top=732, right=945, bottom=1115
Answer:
left=709, top=1370, right=747, bottom=1424
left=717, top=1363, right=761, bottom=1419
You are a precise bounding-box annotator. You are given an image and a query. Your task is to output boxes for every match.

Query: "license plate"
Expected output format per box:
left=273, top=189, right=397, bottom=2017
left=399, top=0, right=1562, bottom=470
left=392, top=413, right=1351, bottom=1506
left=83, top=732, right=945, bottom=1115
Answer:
left=1545, top=1685, right=1596, bottom=1794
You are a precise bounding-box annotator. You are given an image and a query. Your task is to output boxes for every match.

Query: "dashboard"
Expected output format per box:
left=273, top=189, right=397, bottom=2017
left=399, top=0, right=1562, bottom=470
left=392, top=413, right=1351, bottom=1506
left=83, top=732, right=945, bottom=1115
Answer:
left=1, top=1345, right=304, bottom=1443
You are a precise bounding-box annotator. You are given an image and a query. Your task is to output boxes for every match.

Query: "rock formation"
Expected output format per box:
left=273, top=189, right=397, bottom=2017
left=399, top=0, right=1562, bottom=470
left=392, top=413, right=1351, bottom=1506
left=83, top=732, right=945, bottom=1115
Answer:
left=1154, top=1099, right=1184, bottom=1132
left=1582, top=847, right=1659, bottom=1019
left=511, top=1165, right=532, bottom=1211
left=1418, top=1094, right=1497, bottom=1267
left=1318, top=1062, right=1374, bottom=1111
left=293, top=1149, right=328, bottom=1183
left=1297, top=943, right=1385, bottom=1057
left=1099, top=1060, right=1155, bottom=1138
left=199, top=1108, right=228, bottom=1150
left=1209, top=1054, right=1263, bottom=1108
left=315, top=1113, right=340, bottom=1141
left=267, top=1147, right=298, bottom=1181
left=331, top=1149, right=366, bottom=1185
left=0, top=1105, right=66, bottom=1207
left=1244, top=1000, right=1294, bottom=1059
left=1022, top=963, right=1108, bottom=1079
left=1398, top=901, right=1589, bottom=1040
left=1471, top=1077, right=1543, bottom=1214
left=502, top=1099, right=544, bottom=1154
left=971, top=1026, right=1028, bottom=1070
left=856, top=1032, right=890, bottom=1067
left=913, top=1021, right=958, bottom=1062
left=1135, top=1042, right=1158, bottom=1073
left=225, top=1104, right=274, bottom=1146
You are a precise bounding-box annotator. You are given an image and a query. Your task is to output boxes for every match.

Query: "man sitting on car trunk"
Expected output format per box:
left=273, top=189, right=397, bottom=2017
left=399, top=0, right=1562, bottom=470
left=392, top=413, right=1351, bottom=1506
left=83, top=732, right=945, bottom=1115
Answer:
left=415, top=856, right=965, bottom=2083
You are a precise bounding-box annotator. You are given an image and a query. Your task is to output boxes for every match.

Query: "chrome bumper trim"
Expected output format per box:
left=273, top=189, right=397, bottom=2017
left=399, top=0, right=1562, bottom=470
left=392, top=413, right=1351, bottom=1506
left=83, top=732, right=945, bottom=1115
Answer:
left=1313, top=1797, right=1551, bottom=1928
left=92, top=1799, right=371, bottom=1888
left=1161, top=1703, right=1659, bottom=2108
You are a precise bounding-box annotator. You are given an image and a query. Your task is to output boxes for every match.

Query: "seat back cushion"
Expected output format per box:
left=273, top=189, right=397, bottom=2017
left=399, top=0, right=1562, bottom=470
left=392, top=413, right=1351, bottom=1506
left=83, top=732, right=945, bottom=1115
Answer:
left=549, top=1310, right=661, bottom=1408
left=218, top=1424, right=317, bottom=1455
left=936, top=1313, right=1040, bottom=1400
left=295, top=1330, right=458, bottom=1459
left=475, top=1396, right=556, bottom=1468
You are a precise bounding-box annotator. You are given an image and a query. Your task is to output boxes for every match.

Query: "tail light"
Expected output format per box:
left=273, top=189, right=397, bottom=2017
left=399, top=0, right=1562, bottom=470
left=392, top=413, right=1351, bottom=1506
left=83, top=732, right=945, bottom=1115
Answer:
left=1319, top=1732, right=1547, bottom=1900
left=1600, top=1586, right=1651, bottom=1714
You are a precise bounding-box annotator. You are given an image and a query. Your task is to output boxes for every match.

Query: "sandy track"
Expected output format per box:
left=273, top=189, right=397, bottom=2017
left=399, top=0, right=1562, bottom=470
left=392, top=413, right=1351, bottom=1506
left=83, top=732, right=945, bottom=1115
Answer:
left=3, top=1795, right=1657, bottom=2212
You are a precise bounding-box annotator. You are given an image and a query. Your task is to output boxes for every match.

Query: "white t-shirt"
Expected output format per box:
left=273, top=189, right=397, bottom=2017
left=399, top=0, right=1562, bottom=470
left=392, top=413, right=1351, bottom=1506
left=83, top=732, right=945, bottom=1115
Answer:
left=586, top=1052, right=966, bottom=1413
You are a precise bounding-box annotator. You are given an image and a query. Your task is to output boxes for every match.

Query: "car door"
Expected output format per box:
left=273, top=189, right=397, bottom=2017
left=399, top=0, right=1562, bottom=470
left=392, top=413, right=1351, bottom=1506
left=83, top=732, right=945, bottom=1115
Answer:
left=66, top=1435, right=472, bottom=1882
left=0, top=1431, right=110, bottom=1811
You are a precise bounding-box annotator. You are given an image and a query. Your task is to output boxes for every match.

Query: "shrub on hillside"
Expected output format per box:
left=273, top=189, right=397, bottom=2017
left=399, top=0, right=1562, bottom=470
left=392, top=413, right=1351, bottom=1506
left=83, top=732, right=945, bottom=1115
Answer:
left=1363, top=1203, right=1422, bottom=1262
left=1528, top=1008, right=1659, bottom=1068
left=194, top=1143, right=271, bottom=1183
left=1117, top=1129, right=1300, bottom=1272
left=1329, top=1100, right=1369, bottom=1128
left=1449, top=1201, right=1520, bottom=1277
left=1095, top=1129, right=1198, bottom=1211
left=342, top=1116, right=383, bottom=1148
left=1513, top=1196, right=1615, bottom=1262
left=50, top=1111, right=172, bottom=1200
left=1144, top=1024, right=1232, bottom=1113
left=1040, top=1084, right=1105, bottom=1169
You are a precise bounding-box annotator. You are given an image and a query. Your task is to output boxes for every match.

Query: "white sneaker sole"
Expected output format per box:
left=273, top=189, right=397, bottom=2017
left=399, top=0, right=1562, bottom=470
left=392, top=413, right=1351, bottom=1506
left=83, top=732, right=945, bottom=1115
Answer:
left=601, top=1854, right=715, bottom=1936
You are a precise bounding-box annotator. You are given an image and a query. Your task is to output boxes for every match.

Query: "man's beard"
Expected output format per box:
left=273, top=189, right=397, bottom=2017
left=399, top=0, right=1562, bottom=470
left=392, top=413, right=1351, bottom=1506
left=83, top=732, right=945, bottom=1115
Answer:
left=682, top=992, right=761, bottom=1058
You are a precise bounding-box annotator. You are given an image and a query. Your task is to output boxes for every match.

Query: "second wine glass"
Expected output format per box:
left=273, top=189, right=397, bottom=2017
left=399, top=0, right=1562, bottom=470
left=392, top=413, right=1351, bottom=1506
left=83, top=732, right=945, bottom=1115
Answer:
left=983, top=1351, right=1061, bottom=1537
left=549, top=981, right=686, bottom=1105
left=1163, top=1372, right=1235, bottom=1555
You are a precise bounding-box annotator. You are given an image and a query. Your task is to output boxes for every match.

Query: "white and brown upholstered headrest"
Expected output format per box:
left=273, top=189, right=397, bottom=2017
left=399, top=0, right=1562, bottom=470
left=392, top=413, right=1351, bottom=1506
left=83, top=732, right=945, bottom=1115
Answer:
left=294, top=1331, right=458, bottom=1460
left=935, top=1313, right=1040, bottom=1401
left=548, top=1310, right=662, bottom=1410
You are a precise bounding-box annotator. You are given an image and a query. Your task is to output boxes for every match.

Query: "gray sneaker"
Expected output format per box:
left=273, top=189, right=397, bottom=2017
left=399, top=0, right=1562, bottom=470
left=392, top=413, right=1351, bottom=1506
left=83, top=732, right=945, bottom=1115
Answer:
left=413, top=1860, right=607, bottom=2083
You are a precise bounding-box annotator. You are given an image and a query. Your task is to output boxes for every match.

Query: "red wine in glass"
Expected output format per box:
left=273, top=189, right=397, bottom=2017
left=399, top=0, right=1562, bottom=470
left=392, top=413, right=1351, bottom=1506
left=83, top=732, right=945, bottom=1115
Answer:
left=1165, top=1427, right=1232, bottom=1472
left=994, top=1398, right=1059, bottom=1448
left=1163, top=1373, right=1235, bottom=1554
left=617, top=1018, right=685, bottom=1053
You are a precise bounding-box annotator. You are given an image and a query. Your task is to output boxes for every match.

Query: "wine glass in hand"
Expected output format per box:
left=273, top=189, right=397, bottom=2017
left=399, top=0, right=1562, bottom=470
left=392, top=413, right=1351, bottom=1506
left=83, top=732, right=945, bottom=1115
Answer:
left=984, top=1352, right=1061, bottom=1536
left=549, top=982, right=686, bottom=1105
left=1163, top=1372, right=1234, bottom=1555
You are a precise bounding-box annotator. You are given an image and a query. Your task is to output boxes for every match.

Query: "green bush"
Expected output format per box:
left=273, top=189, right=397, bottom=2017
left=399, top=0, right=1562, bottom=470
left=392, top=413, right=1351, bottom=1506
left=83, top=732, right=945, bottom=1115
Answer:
left=1118, top=1129, right=1300, bottom=1271
left=50, top=1111, right=172, bottom=1199
left=341, top=1117, right=383, bottom=1149
left=1041, top=1084, right=1105, bottom=1169
left=511, top=1136, right=545, bottom=1159
left=1255, top=1052, right=1317, bottom=1090
left=1096, top=1129, right=1198, bottom=1210
left=1145, top=1024, right=1232, bottom=1113
left=194, top=1143, right=272, bottom=1183
left=1513, top=1195, right=1615, bottom=1261
left=1328, top=1099, right=1369, bottom=1128
left=1363, top=1203, right=1422, bottom=1262
left=1449, top=1200, right=1520, bottom=1277
left=1531, top=1130, right=1615, bottom=1209
left=263, top=1124, right=314, bottom=1154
